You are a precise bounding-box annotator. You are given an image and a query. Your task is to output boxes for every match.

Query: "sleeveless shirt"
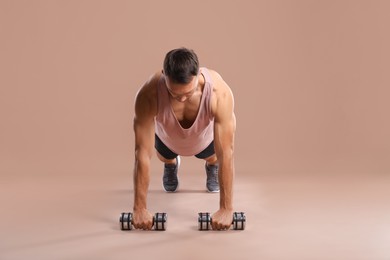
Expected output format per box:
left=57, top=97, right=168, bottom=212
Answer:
left=154, top=67, right=214, bottom=156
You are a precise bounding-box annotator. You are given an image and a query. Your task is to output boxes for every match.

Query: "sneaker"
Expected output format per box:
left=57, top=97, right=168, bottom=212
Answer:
left=162, top=156, right=180, bottom=192
left=205, top=163, right=220, bottom=193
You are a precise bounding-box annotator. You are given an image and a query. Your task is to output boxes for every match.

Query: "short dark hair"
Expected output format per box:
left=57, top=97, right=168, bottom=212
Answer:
left=163, top=47, right=199, bottom=84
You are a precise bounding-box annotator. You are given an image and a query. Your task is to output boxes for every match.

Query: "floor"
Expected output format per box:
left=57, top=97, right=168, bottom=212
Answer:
left=1, top=156, right=389, bottom=260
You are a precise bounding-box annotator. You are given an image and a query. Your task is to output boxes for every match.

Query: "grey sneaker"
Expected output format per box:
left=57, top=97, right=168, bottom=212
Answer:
left=163, top=156, right=180, bottom=192
left=205, top=163, right=220, bottom=193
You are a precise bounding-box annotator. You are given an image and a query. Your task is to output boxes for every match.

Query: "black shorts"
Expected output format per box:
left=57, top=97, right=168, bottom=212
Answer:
left=155, top=134, right=215, bottom=160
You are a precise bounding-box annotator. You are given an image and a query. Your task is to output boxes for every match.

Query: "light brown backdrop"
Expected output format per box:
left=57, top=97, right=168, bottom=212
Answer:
left=1, top=1, right=389, bottom=259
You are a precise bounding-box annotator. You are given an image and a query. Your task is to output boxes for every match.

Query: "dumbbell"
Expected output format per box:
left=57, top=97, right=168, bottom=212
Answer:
left=198, top=212, right=246, bottom=230
left=119, top=212, right=167, bottom=231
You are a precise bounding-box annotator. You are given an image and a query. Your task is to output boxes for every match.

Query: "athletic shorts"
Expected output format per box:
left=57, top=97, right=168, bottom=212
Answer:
left=155, top=134, right=215, bottom=159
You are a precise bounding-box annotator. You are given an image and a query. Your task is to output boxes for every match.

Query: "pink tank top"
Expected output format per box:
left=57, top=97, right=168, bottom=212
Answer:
left=155, top=67, right=214, bottom=156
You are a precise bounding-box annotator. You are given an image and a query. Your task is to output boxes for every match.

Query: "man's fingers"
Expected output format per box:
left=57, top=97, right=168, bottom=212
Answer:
left=136, top=222, right=151, bottom=230
left=136, top=223, right=143, bottom=229
left=220, top=223, right=230, bottom=231
left=211, top=221, right=218, bottom=230
left=211, top=221, right=229, bottom=231
left=144, top=221, right=153, bottom=230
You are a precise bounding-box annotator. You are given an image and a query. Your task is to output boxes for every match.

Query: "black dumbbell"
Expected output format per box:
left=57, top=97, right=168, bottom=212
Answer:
left=198, top=212, right=246, bottom=230
left=119, top=212, right=167, bottom=231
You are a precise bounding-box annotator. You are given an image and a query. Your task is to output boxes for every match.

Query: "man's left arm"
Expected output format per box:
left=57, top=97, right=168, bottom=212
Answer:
left=212, top=81, right=236, bottom=230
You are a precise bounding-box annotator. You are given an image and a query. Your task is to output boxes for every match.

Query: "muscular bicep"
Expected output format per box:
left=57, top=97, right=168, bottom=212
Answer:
left=133, top=116, right=154, bottom=159
left=214, top=86, right=236, bottom=158
left=214, top=115, right=236, bottom=157
left=133, top=84, right=156, bottom=160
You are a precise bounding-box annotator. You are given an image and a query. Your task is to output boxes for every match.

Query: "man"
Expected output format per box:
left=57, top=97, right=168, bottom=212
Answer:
left=132, top=48, right=236, bottom=230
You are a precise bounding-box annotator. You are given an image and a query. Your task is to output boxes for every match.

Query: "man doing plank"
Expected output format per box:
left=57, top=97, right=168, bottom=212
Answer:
left=132, top=47, right=236, bottom=230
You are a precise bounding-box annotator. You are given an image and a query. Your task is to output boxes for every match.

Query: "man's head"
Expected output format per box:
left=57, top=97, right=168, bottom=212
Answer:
left=163, top=48, right=200, bottom=102
left=163, top=47, right=199, bottom=85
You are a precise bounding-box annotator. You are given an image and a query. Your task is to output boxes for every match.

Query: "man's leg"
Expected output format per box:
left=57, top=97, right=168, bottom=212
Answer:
left=195, top=142, right=220, bottom=193
left=156, top=151, right=176, bottom=164
left=203, top=154, right=218, bottom=165
left=155, top=134, right=180, bottom=192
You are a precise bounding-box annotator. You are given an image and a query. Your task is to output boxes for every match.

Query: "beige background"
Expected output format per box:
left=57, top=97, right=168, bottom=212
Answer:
left=1, top=1, right=389, bottom=259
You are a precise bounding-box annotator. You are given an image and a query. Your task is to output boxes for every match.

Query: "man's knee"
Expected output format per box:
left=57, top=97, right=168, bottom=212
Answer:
left=204, top=154, right=218, bottom=165
left=156, top=150, right=176, bottom=164
left=194, top=141, right=215, bottom=159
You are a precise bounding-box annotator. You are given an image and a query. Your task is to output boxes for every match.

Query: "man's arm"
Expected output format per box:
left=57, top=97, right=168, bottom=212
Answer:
left=211, top=76, right=236, bottom=230
left=132, top=79, right=156, bottom=230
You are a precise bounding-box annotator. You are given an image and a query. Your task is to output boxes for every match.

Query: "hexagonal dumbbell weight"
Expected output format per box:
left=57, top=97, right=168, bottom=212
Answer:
left=198, top=212, right=246, bottom=230
left=120, top=212, right=167, bottom=231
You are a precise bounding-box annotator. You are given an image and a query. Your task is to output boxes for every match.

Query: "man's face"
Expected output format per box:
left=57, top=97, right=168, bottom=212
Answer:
left=164, top=74, right=199, bottom=103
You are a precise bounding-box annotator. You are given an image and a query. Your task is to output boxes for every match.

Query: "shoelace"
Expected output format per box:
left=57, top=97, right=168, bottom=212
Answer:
left=207, top=166, right=219, bottom=183
left=165, top=165, right=177, bottom=183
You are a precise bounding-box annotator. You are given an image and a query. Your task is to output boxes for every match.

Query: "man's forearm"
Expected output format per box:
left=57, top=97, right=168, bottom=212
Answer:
left=218, top=156, right=234, bottom=210
left=133, top=158, right=151, bottom=210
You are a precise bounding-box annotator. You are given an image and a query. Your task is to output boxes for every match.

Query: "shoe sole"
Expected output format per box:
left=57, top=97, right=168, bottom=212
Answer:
left=163, top=156, right=181, bottom=193
left=206, top=188, right=220, bottom=193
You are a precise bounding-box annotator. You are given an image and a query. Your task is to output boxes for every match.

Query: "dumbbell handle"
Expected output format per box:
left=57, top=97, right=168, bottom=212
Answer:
left=198, top=212, right=246, bottom=230
left=120, top=212, right=167, bottom=231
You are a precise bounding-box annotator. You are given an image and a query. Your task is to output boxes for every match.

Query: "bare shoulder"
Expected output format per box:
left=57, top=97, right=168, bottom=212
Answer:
left=207, top=69, right=235, bottom=116
left=134, top=70, right=161, bottom=118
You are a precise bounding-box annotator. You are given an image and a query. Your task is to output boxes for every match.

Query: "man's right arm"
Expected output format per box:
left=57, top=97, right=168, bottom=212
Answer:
left=132, top=78, right=157, bottom=230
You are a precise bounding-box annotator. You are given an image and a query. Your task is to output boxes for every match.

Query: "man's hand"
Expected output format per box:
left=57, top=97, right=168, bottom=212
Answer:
left=132, top=208, right=154, bottom=230
left=211, top=208, right=234, bottom=230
